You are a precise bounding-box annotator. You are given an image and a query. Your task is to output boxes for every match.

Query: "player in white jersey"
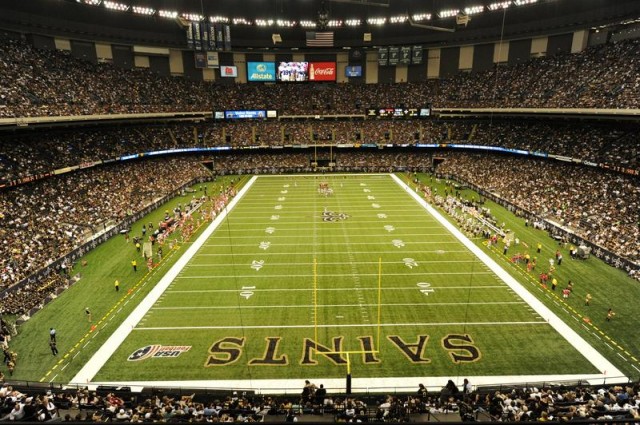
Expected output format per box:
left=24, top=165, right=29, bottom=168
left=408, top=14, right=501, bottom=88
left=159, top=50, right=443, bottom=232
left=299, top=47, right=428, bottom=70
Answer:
left=295, top=62, right=308, bottom=81
left=280, top=63, right=291, bottom=81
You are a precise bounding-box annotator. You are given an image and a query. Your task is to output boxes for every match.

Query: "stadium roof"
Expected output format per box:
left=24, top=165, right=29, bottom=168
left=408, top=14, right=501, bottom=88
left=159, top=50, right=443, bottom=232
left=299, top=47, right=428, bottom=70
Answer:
left=1, top=0, right=639, bottom=49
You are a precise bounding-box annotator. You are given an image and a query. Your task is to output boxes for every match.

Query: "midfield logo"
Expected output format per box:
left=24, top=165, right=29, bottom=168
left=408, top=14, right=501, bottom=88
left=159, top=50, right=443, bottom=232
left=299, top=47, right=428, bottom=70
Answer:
left=322, top=211, right=351, bottom=222
left=128, top=345, right=191, bottom=361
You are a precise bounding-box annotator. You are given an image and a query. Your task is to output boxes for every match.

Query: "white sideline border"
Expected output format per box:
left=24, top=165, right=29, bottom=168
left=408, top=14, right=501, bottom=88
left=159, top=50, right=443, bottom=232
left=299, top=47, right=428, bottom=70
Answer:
left=70, top=174, right=626, bottom=392
left=389, top=173, right=625, bottom=380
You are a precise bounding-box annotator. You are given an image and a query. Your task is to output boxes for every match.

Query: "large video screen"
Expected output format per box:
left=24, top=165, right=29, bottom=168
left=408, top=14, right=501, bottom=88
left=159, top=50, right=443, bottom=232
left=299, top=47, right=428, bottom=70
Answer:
left=277, top=62, right=308, bottom=82
left=224, top=110, right=267, bottom=119
left=345, top=65, right=362, bottom=78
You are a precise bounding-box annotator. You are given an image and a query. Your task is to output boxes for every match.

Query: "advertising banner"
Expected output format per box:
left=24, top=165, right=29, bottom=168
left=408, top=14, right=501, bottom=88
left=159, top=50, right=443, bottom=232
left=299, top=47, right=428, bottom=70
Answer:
left=247, top=62, right=276, bottom=82
left=345, top=65, right=362, bottom=77
left=308, top=62, right=336, bottom=81
left=206, top=52, right=219, bottom=68
left=220, top=65, right=237, bottom=77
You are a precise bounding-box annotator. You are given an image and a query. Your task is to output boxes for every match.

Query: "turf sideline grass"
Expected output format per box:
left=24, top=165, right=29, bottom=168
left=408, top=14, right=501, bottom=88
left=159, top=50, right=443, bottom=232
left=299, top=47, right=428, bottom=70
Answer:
left=69, top=174, right=626, bottom=393
left=68, top=176, right=259, bottom=388
left=390, top=173, right=625, bottom=382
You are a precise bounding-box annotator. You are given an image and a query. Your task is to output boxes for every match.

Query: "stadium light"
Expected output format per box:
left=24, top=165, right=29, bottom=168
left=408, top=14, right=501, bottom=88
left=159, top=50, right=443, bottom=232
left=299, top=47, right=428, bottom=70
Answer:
left=210, top=16, right=229, bottom=23
left=488, top=1, right=511, bottom=11
left=233, top=18, right=251, bottom=25
left=276, top=19, right=296, bottom=27
left=411, top=13, right=432, bottom=22
left=464, top=6, right=484, bottom=16
left=390, top=15, right=408, bottom=24
left=439, top=9, right=460, bottom=19
left=514, top=0, right=538, bottom=5
left=345, top=19, right=361, bottom=27
left=255, top=19, right=275, bottom=26
left=78, top=0, right=101, bottom=5
left=299, top=20, right=317, bottom=28
left=158, top=10, right=178, bottom=19
left=327, top=20, right=343, bottom=27
left=132, top=6, right=155, bottom=15
left=103, top=1, right=128, bottom=11
left=367, top=17, right=386, bottom=25
left=181, top=13, right=204, bottom=21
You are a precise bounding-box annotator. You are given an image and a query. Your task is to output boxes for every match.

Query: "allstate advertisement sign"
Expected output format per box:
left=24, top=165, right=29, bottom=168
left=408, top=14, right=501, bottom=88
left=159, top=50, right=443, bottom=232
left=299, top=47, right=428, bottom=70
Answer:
left=247, top=62, right=276, bottom=82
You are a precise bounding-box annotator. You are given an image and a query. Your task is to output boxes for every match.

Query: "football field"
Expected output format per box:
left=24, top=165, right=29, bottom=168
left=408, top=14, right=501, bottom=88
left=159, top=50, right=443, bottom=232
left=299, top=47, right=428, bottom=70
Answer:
left=71, top=174, right=622, bottom=392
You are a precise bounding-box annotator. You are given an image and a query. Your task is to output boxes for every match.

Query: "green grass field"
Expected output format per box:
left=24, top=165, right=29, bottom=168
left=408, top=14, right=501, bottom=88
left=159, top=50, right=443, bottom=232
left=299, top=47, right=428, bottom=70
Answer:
left=7, top=173, right=639, bottom=392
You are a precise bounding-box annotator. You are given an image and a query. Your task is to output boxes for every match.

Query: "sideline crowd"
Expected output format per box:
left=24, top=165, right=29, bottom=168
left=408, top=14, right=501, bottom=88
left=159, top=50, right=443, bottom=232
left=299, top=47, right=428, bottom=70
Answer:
left=436, top=152, right=640, bottom=265
left=0, top=158, right=210, bottom=293
left=0, top=379, right=639, bottom=422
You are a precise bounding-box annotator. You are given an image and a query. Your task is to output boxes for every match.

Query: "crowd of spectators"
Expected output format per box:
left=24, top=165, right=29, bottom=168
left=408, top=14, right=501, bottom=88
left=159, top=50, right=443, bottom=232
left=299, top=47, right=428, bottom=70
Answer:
left=0, top=30, right=638, bottom=351
left=468, top=382, right=640, bottom=422
left=1, top=36, right=640, bottom=118
left=0, top=379, right=639, bottom=422
left=0, top=39, right=209, bottom=118
left=436, top=152, right=640, bottom=264
left=1, top=120, right=637, bottom=184
left=1, top=146, right=636, bottom=297
left=0, top=157, right=210, bottom=292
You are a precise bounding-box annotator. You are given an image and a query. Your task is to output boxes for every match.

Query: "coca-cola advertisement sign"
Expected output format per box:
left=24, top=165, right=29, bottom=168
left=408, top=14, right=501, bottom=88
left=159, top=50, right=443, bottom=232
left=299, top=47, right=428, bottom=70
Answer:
left=309, top=62, right=336, bottom=81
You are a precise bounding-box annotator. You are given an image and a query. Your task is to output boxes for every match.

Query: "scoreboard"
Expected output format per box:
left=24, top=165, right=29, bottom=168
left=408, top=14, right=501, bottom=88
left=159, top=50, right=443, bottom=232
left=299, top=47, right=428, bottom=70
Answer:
left=366, top=106, right=431, bottom=118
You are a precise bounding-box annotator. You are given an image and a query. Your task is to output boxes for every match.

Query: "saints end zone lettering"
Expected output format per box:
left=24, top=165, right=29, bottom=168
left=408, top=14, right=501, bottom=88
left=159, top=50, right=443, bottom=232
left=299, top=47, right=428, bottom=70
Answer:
left=249, top=337, right=288, bottom=366
left=205, top=337, right=245, bottom=366
left=441, top=334, right=481, bottom=363
left=301, top=337, right=347, bottom=365
left=387, top=335, right=431, bottom=363
left=204, top=335, right=480, bottom=366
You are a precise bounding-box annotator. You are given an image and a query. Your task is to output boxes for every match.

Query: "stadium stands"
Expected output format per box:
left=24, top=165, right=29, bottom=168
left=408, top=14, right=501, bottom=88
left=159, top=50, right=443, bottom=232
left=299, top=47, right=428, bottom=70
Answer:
left=0, top=158, right=209, bottom=293
left=0, top=380, right=638, bottom=422
left=1, top=37, right=640, bottom=117
left=0, top=120, right=637, bottom=184
left=0, top=24, right=639, bottom=411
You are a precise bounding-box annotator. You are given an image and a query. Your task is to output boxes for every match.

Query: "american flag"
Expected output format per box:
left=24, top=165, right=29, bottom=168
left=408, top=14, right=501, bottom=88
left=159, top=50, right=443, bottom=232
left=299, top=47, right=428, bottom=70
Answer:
left=306, top=31, right=334, bottom=47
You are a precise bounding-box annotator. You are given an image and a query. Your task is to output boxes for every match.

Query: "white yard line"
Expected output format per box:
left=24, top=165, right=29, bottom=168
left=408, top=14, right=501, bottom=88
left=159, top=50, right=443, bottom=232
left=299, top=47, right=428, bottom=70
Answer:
left=175, top=272, right=493, bottom=278
left=196, top=250, right=471, bottom=256
left=166, top=285, right=508, bottom=293
left=202, top=241, right=462, bottom=246
left=68, top=176, right=259, bottom=386
left=134, top=321, right=548, bottom=330
left=151, top=301, right=525, bottom=310
left=389, top=173, right=625, bottom=380
left=195, top=233, right=453, bottom=239
left=212, top=225, right=445, bottom=229
left=186, top=260, right=478, bottom=266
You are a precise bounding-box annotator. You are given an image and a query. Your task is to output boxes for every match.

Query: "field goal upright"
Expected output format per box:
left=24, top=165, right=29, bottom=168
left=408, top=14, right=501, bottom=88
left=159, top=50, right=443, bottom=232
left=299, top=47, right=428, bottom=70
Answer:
left=312, top=257, right=384, bottom=393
